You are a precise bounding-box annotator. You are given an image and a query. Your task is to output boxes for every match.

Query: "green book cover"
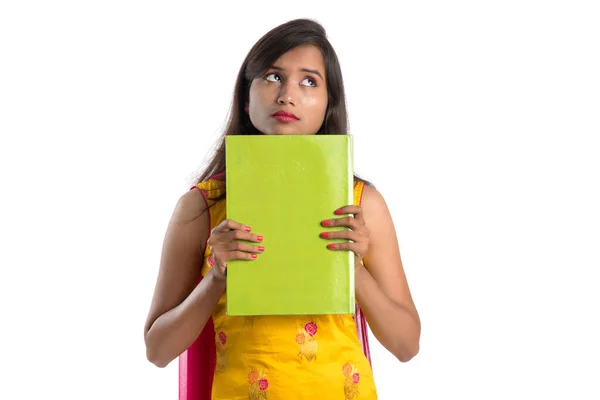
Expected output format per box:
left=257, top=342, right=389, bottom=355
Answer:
left=225, top=134, right=354, bottom=316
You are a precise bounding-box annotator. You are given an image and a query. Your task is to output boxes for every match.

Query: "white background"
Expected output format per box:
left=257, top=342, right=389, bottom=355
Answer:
left=1, top=1, right=599, bottom=399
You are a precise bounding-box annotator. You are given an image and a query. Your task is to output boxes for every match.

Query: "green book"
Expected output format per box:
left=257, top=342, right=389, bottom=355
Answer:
left=225, top=134, right=355, bottom=316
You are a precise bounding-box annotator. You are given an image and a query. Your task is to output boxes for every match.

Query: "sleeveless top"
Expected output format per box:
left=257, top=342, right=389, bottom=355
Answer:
left=195, top=178, right=378, bottom=400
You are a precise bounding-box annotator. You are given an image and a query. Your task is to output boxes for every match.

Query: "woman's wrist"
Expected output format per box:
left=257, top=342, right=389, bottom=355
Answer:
left=207, top=266, right=227, bottom=289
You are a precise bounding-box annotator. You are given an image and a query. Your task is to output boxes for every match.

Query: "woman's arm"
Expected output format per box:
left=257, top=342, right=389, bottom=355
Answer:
left=143, top=188, right=225, bottom=368
left=356, top=185, right=421, bottom=362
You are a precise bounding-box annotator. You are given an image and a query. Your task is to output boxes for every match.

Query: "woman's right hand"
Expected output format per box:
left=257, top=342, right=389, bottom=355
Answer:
left=207, top=219, right=264, bottom=281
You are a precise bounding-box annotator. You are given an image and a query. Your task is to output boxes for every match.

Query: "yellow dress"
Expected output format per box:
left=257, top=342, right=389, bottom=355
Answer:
left=196, top=178, right=377, bottom=400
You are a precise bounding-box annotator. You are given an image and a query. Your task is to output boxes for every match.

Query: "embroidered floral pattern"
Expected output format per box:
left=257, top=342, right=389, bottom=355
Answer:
left=305, top=322, right=318, bottom=336
left=342, top=363, right=360, bottom=400
left=247, top=369, right=268, bottom=400
left=297, top=321, right=318, bottom=363
left=216, top=331, right=227, bottom=371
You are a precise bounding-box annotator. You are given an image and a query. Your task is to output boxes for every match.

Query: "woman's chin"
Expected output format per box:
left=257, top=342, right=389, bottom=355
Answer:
left=262, top=126, right=316, bottom=136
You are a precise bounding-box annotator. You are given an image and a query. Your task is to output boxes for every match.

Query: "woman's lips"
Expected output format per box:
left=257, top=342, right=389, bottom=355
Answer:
left=271, top=111, right=299, bottom=122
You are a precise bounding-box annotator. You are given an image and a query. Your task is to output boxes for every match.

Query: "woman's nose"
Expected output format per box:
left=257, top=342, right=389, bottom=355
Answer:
left=277, top=81, right=298, bottom=106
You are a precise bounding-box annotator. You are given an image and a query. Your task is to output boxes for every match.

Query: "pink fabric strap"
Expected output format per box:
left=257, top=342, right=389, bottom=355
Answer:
left=178, top=276, right=216, bottom=400
left=354, top=303, right=372, bottom=365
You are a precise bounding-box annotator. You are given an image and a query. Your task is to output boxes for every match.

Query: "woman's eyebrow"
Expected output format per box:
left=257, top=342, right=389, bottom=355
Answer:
left=270, top=65, right=324, bottom=81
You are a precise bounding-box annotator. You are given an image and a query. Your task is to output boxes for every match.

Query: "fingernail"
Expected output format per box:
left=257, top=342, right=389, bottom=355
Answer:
left=327, top=244, right=336, bottom=249
left=322, top=220, right=332, bottom=227
left=245, top=226, right=252, bottom=232
left=257, top=235, right=264, bottom=242
left=334, top=209, right=343, bottom=215
left=258, top=246, right=265, bottom=252
left=251, top=254, right=258, bottom=259
left=320, top=232, right=329, bottom=238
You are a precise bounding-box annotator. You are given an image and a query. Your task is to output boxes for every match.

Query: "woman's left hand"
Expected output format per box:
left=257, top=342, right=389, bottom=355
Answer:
left=320, top=205, right=370, bottom=266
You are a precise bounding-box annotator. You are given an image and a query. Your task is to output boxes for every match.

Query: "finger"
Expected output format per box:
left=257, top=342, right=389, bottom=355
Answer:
left=326, top=242, right=367, bottom=256
left=321, top=216, right=362, bottom=230
left=213, top=218, right=252, bottom=234
left=334, top=205, right=361, bottom=215
left=223, top=229, right=264, bottom=243
left=319, top=230, right=361, bottom=242
left=335, top=205, right=365, bottom=223
left=209, top=226, right=262, bottom=245
left=221, top=250, right=260, bottom=261
left=220, top=241, right=265, bottom=254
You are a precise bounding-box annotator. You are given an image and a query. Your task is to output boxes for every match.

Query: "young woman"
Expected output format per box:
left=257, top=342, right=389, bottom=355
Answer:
left=144, top=18, right=420, bottom=399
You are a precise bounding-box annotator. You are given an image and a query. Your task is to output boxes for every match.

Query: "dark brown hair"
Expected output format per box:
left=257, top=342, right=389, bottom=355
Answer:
left=194, top=18, right=371, bottom=196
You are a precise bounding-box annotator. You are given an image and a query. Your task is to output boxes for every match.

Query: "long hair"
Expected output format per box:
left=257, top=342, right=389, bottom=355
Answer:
left=194, top=18, right=371, bottom=196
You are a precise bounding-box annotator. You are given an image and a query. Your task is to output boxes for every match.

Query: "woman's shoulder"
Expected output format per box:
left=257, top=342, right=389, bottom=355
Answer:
left=359, top=182, right=394, bottom=230
left=172, top=185, right=210, bottom=225
left=359, top=182, right=382, bottom=202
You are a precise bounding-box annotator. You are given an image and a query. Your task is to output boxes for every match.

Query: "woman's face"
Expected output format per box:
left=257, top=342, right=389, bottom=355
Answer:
left=248, top=44, right=328, bottom=135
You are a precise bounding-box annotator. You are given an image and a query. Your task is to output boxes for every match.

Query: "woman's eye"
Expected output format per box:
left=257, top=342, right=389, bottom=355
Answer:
left=301, top=77, right=316, bottom=87
left=265, top=73, right=281, bottom=82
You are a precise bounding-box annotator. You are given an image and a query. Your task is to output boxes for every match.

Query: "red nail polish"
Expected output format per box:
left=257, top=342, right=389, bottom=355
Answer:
left=258, top=246, right=265, bottom=252
left=320, top=232, right=329, bottom=238
left=327, top=244, right=336, bottom=249
left=251, top=254, right=258, bottom=259
left=257, top=235, right=264, bottom=242
left=322, top=220, right=332, bottom=227
left=245, top=226, right=252, bottom=232
left=334, top=209, right=343, bottom=215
